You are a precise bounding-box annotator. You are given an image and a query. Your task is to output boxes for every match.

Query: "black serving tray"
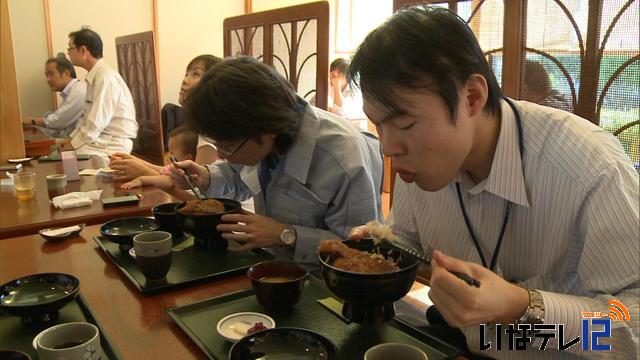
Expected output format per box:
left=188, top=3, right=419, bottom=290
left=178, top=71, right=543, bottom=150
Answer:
left=0, top=293, right=121, bottom=359
left=94, top=236, right=274, bottom=294
left=167, top=276, right=461, bottom=360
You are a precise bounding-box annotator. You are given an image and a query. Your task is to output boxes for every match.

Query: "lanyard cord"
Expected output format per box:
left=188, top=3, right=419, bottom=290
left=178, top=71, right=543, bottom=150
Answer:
left=455, top=97, right=524, bottom=271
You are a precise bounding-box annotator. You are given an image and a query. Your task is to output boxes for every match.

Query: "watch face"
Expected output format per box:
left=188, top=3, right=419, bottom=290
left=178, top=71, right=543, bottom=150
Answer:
left=281, top=229, right=295, bottom=245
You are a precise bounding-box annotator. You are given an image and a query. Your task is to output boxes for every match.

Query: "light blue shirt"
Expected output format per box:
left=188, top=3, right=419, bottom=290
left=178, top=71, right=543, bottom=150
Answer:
left=205, top=102, right=384, bottom=267
left=43, top=78, right=86, bottom=137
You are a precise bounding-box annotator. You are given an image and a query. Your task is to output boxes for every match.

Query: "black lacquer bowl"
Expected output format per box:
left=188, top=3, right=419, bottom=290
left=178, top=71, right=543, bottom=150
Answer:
left=100, top=217, right=160, bottom=252
left=319, top=239, right=419, bottom=323
left=229, top=327, right=338, bottom=360
left=151, top=202, right=184, bottom=241
left=0, top=273, right=80, bottom=325
left=176, top=198, right=241, bottom=252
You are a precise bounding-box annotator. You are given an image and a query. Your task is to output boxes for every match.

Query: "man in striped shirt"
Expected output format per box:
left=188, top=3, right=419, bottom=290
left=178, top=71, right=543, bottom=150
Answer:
left=349, top=5, right=638, bottom=359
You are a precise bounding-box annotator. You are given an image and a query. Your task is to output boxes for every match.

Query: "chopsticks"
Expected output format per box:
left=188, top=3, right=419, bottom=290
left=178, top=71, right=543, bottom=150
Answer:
left=365, top=221, right=481, bottom=288
left=169, top=155, right=205, bottom=200
left=385, top=240, right=481, bottom=288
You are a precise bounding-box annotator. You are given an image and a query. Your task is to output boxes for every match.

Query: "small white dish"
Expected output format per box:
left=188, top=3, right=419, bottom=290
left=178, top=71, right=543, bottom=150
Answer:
left=39, top=223, right=85, bottom=242
left=216, top=312, right=275, bottom=342
left=8, top=157, right=33, bottom=164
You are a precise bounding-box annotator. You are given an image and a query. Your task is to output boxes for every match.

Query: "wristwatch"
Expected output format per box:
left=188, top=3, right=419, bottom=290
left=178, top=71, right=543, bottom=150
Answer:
left=518, top=288, right=545, bottom=325
left=279, top=225, right=297, bottom=248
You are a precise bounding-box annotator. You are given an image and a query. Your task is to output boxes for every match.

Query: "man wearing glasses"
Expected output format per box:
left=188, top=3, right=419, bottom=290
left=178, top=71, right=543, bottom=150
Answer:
left=58, top=28, right=137, bottom=159
left=169, top=57, right=384, bottom=268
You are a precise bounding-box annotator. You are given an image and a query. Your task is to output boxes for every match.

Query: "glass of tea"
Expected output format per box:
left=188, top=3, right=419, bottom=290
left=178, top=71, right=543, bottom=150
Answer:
left=14, top=171, right=36, bottom=201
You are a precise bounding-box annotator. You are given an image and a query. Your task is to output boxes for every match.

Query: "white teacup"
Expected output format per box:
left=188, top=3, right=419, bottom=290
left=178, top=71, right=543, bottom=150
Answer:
left=34, top=322, right=101, bottom=360
left=364, top=343, right=428, bottom=360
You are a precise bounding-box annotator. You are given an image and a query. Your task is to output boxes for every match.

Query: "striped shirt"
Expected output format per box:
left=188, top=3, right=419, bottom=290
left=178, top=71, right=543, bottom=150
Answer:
left=389, top=99, right=639, bottom=358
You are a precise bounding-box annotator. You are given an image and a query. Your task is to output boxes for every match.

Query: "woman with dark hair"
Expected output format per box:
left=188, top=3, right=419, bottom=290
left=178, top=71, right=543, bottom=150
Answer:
left=168, top=56, right=384, bottom=268
left=522, top=60, right=572, bottom=112
left=110, top=54, right=222, bottom=181
left=348, top=5, right=638, bottom=358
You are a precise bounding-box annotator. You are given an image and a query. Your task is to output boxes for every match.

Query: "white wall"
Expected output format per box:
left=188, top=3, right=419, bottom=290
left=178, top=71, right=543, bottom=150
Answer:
left=48, top=0, right=153, bottom=81
left=8, top=0, right=51, bottom=117
left=156, top=0, right=244, bottom=106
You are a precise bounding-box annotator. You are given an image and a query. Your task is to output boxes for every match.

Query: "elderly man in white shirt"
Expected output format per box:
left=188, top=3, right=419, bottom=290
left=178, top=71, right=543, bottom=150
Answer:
left=23, top=54, right=85, bottom=138
left=59, top=28, right=137, bottom=158
left=349, top=5, right=638, bottom=359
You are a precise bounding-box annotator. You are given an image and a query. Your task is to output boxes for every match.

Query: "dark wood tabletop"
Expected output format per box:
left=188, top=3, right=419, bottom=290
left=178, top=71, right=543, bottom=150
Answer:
left=0, top=156, right=174, bottom=239
left=0, top=224, right=251, bottom=359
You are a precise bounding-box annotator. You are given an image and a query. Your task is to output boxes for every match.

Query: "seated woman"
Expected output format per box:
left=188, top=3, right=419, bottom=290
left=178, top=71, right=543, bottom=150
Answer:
left=110, top=54, right=222, bottom=181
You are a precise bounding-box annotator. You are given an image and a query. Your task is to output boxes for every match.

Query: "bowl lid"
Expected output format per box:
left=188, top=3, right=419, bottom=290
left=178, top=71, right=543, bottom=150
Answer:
left=229, top=327, right=338, bottom=360
left=0, top=273, right=79, bottom=313
left=99, top=217, right=159, bottom=244
left=217, top=312, right=275, bottom=342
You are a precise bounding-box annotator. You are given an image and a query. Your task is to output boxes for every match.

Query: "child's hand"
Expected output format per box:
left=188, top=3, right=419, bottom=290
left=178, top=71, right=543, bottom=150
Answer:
left=121, top=178, right=143, bottom=189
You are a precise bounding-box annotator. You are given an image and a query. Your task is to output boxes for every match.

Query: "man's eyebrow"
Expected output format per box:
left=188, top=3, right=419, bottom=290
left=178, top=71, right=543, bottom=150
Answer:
left=365, top=109, right=406, bottom=124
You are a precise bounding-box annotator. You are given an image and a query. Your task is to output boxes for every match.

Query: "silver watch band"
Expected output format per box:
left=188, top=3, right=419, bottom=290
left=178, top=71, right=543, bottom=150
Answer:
left=518, top=288, right=545, bottom=325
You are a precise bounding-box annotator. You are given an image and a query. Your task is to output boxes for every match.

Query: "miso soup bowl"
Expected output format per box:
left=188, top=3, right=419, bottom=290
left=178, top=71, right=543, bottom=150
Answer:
left=247, top=260, right=308, bottom=313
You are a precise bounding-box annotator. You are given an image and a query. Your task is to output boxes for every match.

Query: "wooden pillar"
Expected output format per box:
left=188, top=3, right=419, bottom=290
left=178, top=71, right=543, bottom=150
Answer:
left=0, top=0, right=26, bottom=162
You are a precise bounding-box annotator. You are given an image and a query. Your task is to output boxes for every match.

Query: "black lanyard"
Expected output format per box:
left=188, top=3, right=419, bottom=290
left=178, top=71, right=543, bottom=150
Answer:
left=455, top=98, right=524, bottom=271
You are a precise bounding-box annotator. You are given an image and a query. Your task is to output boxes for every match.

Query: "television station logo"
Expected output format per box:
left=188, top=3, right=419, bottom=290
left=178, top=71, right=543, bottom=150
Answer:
left=480, top=299, right=630, bottom=351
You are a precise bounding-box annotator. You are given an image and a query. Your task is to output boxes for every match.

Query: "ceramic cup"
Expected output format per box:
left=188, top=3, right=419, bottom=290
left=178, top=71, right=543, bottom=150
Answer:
left=133, top=231, right=172, bottom=282
left=14, top=171, right=36, bottom=201
left=364, top=343, right=428, bottom=360
left=35, top=322, right=101, bottom=360
left=46, top=174, right=68, bottom=199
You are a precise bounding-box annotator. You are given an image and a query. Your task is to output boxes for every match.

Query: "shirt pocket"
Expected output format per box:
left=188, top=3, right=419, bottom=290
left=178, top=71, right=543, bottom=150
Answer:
left=270, top=182, right=330, bottom=228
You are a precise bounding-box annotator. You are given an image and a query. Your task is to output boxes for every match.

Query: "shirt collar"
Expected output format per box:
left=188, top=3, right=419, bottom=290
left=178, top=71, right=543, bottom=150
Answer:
left=467, top=98, right=530, bottom=207
left=282, top=100, right=319, bottom=184
left=60, top=78, right=78, bottom=99
left=85, top=58, right=104, bottom=85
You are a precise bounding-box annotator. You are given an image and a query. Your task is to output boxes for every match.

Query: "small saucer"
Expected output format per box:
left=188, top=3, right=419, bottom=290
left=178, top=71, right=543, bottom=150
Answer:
left=8, top=157, right=33, bottom=164
left=216, top=312, right=275, bottom=342
left=39, top=224, right=85, bottom=242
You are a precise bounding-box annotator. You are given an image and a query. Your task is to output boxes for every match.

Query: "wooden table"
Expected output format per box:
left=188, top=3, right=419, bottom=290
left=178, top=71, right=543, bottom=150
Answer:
left=0, top=156, right=173, bottom=239
left=23, top=126, right=56, bottom=158
left=0, top=225, right=251, bottom=359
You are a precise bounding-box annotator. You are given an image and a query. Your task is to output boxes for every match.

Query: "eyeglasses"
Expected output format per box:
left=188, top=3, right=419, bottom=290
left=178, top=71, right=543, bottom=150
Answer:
left=213, top=138, right=249, bottom=157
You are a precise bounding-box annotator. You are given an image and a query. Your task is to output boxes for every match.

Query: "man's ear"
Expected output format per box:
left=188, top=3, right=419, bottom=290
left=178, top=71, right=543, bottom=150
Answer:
left=464, top=74, right=489, bottom=118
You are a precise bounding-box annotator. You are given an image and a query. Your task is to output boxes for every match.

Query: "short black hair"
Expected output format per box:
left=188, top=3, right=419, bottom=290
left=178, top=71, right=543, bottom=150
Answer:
left=330, top=58, right=349, bottom=75
left=350, top=5, right=502, bottom=121
left=169, top=125, right=198, bottom=156
left=184, top=57, right=301, bottom=153
left=187, top=54, right=221, bottom=72
left=524, top=60, right=552, bottom=95
left=46, top=53, right=76, bottom=78
left=69, top=28, right=103, bottom=58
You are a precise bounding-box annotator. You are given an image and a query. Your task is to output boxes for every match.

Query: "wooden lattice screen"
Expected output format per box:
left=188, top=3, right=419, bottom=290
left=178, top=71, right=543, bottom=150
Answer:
left=394, top=0, right=639, bottom=167
left=223, top=1, right=330, bottom=110
left=115, top=31, right=164, bottom=165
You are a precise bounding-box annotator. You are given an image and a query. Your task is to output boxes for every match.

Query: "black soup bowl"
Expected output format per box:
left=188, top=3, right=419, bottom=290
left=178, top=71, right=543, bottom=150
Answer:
left=152, top=202, right=184, bottom=241
left=0, top=273, right=80, bottom=325
left=100, top=217, right=160, bottom=252
left=176, top=198, right=241, bottom=252
left=247, top=260, right=308, bottom=313
left=319, top=239, right=419, bottom=323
